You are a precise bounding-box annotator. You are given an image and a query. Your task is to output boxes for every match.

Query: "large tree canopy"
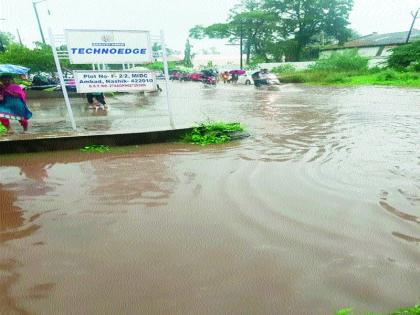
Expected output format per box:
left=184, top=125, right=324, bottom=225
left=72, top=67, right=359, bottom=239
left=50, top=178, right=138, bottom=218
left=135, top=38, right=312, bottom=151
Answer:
left=190, top=0, right=354, bottom=62
left=190, top=0, right=278, bottom=64
left=265, top=0, right=354, bottom=59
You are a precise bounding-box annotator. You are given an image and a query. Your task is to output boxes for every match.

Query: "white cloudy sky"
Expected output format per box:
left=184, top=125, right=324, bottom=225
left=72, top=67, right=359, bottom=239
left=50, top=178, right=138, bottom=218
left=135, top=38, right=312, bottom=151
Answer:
left=0, top=0, right=419, bottom=56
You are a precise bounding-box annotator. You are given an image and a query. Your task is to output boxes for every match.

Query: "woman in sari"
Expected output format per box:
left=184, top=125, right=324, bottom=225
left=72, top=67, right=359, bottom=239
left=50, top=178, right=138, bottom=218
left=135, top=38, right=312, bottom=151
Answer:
left=0, top=75, right=32, bottom=131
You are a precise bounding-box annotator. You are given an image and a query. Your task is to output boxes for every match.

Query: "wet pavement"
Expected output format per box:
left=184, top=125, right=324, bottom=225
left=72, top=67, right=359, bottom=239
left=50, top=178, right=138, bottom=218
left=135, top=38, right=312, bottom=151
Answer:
left=0, top=82, right=419, bottom=314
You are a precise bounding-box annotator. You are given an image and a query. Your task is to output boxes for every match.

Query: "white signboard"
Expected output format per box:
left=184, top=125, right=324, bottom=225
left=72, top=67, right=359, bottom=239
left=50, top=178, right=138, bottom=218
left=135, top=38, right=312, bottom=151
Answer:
left=65, top=29, right=152, bottom=64
left=73, top=71, right=157, bottom=93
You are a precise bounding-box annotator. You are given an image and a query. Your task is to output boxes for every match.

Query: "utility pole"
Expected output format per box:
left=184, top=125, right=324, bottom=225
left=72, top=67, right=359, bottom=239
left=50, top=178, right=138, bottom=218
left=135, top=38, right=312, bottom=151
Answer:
left=0, top=18, right=6, bottom=52
left=33, top=0, right=47, bottom=44
left=16, top=28, right=23, bottom=45
left=239, top=21, right=243, bottom=70
left=406, top=8, right=419, bottom=44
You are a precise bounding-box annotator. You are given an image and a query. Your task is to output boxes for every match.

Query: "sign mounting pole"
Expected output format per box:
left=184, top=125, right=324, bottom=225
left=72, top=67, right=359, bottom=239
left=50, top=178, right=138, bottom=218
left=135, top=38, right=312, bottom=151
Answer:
left=160, top=30, right=175, bottom=129
left=48, top=27, right=77, bottom=130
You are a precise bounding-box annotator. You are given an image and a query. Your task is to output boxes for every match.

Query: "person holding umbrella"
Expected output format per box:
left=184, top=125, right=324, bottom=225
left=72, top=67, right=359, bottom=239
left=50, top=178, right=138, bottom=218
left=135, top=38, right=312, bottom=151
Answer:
left=0, top=65, right=33, bottom=132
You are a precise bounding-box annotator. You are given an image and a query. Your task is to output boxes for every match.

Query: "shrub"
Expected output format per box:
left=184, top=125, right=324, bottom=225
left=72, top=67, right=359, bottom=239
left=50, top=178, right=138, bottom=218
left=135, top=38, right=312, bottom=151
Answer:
left=377, top=69, right=399, bottom=81
left=310, top=50, right=369, bottom=72
left=388, top=41, right=420, bottom=69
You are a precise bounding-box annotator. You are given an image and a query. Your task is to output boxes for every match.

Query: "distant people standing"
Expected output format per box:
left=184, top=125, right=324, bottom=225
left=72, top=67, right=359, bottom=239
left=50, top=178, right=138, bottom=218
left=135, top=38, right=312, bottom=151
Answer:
left=0, top=75, right=32, bottom=132
left=87, top=92, right=107, bottom=110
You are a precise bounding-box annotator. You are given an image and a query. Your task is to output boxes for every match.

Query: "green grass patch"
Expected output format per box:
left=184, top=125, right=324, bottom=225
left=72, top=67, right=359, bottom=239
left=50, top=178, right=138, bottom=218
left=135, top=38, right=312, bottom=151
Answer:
left=335, top=304, right=420, bottom=315
left=80, top=145, right=111, bottom=153
left=277, top=69, right=420, bottom=87
left=181, top=122, right=244, bottom=146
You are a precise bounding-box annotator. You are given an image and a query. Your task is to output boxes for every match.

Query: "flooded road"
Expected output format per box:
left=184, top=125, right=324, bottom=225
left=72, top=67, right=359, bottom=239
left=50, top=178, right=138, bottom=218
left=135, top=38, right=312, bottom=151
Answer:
left=1, top=83, right=419, bottom=314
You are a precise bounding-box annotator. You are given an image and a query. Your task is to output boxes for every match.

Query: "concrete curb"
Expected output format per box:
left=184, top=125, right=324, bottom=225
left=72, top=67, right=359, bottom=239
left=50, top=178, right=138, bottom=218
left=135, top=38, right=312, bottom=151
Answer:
left=0, top=128, right=193, bottom=154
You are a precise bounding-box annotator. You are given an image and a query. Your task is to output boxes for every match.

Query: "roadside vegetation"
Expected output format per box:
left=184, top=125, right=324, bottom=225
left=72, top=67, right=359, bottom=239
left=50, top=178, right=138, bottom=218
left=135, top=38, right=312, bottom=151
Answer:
left=181, top=122, right=245, bottom=145
left=335, top=304, right=420, bottom=315
left=0, top=124, right=7, bottom=135
left=273, top=43, right=420, bottom=87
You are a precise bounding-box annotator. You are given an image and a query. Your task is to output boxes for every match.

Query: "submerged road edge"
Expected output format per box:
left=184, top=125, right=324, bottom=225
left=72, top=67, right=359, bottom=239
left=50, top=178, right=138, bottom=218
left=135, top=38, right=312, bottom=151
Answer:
left=0, top=128, right=193, bottom=154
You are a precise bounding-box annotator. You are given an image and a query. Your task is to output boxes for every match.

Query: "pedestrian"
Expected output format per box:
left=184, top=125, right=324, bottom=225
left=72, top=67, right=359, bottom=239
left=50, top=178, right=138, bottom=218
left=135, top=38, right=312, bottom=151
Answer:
left=86, top=92, right=107, bottom=110
left=222, top=71, right=229, bottom=84
left=0, top=75, right=32, bottom=132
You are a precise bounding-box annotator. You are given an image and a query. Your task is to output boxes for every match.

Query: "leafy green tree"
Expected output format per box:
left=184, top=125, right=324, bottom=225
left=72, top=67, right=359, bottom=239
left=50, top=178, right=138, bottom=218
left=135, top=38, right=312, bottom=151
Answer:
left=190, top=0, right=278, bottom=64
left=0, top=43, right=56, bottom=72
left=265, top=0, right=354, bottom=60
left=0, top=31, right=17, bottom=52
left=183, top=39, right=193, bottom=67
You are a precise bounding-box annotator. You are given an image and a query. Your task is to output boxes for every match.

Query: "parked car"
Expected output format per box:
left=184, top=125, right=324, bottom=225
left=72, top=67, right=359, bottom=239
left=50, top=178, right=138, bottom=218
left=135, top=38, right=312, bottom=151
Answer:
left=237, top=72, right=253, bottom=85
left=189, top=72, right=203, bottom=82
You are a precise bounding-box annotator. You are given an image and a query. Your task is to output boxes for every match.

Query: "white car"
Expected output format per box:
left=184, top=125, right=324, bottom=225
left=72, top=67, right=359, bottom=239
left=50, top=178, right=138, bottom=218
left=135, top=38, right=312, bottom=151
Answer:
left=236, top=72, right=253, bottom=85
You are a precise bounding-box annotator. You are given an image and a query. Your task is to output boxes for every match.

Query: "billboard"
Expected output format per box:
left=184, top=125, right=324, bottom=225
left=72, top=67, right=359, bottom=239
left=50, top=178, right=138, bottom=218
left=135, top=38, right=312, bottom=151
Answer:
left=65, top=29, right=152, bottom=64
left=73, top=71, right=157, bottom=93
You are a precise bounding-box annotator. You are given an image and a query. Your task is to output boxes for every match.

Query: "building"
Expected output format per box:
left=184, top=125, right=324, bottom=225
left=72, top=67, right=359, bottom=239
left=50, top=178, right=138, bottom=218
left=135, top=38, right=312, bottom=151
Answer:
left=320, top=29, right=420, bottom=66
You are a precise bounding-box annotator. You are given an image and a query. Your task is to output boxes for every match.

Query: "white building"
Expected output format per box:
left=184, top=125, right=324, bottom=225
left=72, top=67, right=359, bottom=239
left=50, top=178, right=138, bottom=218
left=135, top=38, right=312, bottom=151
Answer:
left=320, top=29, right=420, bottom=67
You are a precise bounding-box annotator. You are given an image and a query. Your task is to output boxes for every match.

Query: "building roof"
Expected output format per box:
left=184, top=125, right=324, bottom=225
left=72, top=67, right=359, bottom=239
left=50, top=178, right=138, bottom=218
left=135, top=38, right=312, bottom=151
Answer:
left=325, top=29, right=420, bottom=50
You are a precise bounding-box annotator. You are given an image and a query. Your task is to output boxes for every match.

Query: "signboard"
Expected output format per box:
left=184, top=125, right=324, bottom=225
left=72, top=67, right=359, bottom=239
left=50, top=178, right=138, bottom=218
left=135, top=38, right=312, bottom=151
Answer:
left=65, top=29, right=152, bottom=64
left=73, top=71, right=157, bottom=93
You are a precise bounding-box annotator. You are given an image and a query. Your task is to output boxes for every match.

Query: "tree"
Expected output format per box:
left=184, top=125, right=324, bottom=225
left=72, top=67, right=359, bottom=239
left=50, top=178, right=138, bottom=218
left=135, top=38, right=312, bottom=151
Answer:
left=0, top=31, right=16, bottom=52
left=265, top=0, right=354, bottom=60
left=190, top=0, right=278, bottom=64
left=0, top=43, right=56, bottom=72
left=183, top=39, right=193, bottom=67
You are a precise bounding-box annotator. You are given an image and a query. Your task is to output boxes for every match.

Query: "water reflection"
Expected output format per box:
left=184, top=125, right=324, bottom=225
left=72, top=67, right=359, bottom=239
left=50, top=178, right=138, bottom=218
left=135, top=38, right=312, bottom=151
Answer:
left=0, top=185, right=40, bottom=244
left=89, top=153, right=179, bottom=208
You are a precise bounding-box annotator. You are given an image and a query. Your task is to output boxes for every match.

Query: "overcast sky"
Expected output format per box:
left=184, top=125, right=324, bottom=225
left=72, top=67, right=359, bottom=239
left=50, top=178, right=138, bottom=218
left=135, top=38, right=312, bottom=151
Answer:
left=0, top=0, right=419, bottom=55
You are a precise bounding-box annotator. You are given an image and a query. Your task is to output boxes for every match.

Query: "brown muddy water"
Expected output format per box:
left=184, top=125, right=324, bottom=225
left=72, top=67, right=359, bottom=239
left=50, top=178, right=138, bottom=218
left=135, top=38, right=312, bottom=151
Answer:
left=0, top=84, right=419, bottom=314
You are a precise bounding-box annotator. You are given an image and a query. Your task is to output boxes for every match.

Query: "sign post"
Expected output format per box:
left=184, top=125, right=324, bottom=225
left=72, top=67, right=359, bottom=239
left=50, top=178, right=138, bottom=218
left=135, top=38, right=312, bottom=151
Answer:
left=160, top=30, right=175, bottom=129
left=49, top=27, right=77, bottom=131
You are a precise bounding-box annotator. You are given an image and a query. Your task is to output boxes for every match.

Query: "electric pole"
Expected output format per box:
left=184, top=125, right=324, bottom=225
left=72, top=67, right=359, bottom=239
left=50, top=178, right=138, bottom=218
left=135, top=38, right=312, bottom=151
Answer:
left=33, top=0, right=47, bottom=44
left=406, top=8, right=419, bottom=44
left=16, top=29, right=23, bottom=45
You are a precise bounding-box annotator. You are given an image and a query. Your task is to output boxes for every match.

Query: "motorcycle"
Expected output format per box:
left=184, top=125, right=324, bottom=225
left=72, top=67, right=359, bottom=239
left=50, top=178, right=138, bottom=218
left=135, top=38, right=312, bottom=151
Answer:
left=201, top=69, right=218, bottom=87
left=252, top=70, right=280, bottom=89
left=202, top=75, right=217, bottom=86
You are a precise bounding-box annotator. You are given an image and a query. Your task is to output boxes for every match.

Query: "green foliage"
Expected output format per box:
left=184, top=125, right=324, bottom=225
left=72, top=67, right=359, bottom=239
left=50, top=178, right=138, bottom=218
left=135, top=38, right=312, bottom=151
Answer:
left=272, top=64, right=296, bottom=73
left=278, top=67, right=420, bottom=87
left=336, top=308, right=353, bottom=315
left=335, top=304, right=420, bottom=315
left=182, top=122, right=244, bottom=146
left=80, top=145, right=111, bottom=153
left=0, top=43, right=55, bottom=73
left=310, top=50, right=368, bottom=72
left=0, top=124, right=7, bottom=135
left=0, top=31, right=16, bottom=49
left=389, top=304, right=420, bottom=315
left=144, top=61, right=179, bottom=71
left=183, top=39, right=194, bottom=67
left=190, top=0, right=278, bottom=63
left=265, top=0, right=354, bottom=60
left=388, top=41, right=420, bottom=69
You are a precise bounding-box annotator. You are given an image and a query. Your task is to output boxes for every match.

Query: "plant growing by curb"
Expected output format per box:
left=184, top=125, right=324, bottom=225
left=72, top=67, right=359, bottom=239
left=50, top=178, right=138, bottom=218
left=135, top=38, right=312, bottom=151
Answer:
left=181, top=122, right=244, bottom=146
left=335, top=304, right=420, bottom=315
left=80, top=145, right=111, bottom=153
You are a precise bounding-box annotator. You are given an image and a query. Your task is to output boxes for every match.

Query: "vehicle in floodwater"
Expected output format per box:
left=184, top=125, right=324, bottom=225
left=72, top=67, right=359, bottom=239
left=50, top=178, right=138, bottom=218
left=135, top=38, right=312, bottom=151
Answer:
left=201, top=69, right=218, bottom=87
left=252, top=69, right=280, bottom=89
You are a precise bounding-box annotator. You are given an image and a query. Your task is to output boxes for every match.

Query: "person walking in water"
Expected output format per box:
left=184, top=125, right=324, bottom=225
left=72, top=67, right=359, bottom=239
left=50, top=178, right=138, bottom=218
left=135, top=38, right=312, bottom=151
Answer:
left=0, top=75, right=32, bottom=132
left=86, top=92, right=107, bottom=110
